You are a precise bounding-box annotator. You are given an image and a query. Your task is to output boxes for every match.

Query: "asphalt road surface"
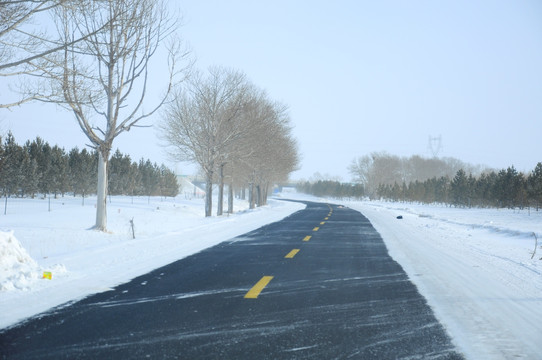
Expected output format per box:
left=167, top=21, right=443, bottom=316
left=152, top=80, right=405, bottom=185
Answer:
left=1, top=201, right=464, bottom=359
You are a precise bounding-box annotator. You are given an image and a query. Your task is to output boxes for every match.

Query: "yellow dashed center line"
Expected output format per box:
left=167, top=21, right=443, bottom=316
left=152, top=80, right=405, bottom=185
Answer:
left=245, top=207, right=337, bottom=300
left=244, top=276, right=274, bottom=299
left=285, top=249, right=300, bottom=258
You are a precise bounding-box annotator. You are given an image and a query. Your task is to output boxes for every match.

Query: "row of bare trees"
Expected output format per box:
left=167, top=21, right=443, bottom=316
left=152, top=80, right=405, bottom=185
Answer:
left=1, top=1, right=298, bottom=229
left=159, top=67, right=299, bottom=217
left=348, top=152, right=486, bottom=198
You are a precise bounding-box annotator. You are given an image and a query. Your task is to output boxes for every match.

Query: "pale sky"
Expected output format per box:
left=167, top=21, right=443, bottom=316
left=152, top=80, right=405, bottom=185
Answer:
left=2, top=0, right=542, bottom=181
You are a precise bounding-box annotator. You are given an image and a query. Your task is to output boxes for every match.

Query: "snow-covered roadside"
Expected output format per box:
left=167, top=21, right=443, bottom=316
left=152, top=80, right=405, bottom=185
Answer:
left=349, top=201, right=542, bottom=360
left=3, top=191, right=541, bottom=359
left=0, top=196, right=305, bottom=330
left=279, top=192, right=541, bottom=359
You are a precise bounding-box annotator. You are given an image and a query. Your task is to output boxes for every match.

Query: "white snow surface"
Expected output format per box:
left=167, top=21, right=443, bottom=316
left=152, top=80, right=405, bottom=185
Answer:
left=285, top=193, right=541, bottom=360
left=0, top=195, right=305, bottom=330
left=2, top=192, right=541, bottom=360
left=350, top=201, right=542, bottom=360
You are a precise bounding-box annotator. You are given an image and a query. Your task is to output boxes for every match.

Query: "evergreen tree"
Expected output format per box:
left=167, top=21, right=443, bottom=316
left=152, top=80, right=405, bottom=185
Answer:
left=528, top=163, right=542, bottom=210
left=27, top=137, right=52, bottom=196
left=20, top=153, right=39, bottom=197
left=108, top=149, right=134, bottom=195
left=68, top=148, right=97, bottom=197
left=138, top=159, right=160, bottom=196
left=450, top=169, right=469, bottom=207
left=1, top=132, right=24, bottom=196
left=159, top=165, right=179, bottom=197
left=49, top=145, right=69, bottom=198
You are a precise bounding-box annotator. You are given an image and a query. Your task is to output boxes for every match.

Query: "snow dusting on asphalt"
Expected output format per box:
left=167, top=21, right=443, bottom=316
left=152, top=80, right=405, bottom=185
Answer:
left=0, top=195, right=305, bottom=329
left=1, top=191, right=541, bottom=359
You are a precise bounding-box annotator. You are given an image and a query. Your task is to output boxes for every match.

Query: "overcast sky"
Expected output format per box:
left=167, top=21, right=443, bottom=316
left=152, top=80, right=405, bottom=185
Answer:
left=2, top=0, right=542, bottom=181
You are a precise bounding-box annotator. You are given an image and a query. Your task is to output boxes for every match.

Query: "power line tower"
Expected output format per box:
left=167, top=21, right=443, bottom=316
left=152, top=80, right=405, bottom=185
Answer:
left=428, top=135, right=442, bottom=158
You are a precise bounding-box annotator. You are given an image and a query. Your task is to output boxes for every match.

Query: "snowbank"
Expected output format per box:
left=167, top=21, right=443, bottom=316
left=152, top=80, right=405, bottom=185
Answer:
left=0, top=231, right=40, bottom=291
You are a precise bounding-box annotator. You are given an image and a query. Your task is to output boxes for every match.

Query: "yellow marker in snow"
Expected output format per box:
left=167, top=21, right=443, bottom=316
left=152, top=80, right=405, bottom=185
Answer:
left=43, top=271, right=52, bottom=280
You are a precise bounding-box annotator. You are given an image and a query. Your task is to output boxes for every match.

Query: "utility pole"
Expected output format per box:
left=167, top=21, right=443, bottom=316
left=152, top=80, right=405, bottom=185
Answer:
left=428, top=135, right=443, bottom=158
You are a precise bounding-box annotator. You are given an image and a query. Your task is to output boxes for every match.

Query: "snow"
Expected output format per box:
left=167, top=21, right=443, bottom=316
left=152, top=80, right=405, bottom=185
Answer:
left=2, top=191, right=541, bottom=359
left=0, top=194, right=305, bottom=330
left=0, top=231, right=40, bottom=291
left=284, top=193, right=541, bottom=360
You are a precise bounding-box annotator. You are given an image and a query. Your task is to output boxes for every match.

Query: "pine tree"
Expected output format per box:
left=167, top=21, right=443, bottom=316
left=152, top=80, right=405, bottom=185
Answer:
left=20, top=153, right=39, bottom=198
left=528, top=163, right=542, bottom=210
left=1, top=132, right=24, bottom=196
left=451, top=169, right=469, bottom=207
left=159, top=165, right=179, bottom=197
left=49, top=146, right=69, bottom=198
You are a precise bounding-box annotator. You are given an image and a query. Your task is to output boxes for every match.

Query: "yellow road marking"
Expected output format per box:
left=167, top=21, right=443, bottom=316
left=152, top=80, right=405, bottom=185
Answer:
left=303, top=235, right=311, bottom=241
left=313, top=227, right=319, bottom=231
left=324, top=217, right=329, bottom=220
left=244, top=276, right=274, bottom=299
left=285, top=249, right=300, bottom=258
left=320, top=221, right=325, bottom=225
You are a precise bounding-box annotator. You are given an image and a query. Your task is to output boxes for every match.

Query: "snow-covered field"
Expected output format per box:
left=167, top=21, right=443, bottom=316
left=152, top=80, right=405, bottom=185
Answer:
left=2, top=192, right=541, bottom=359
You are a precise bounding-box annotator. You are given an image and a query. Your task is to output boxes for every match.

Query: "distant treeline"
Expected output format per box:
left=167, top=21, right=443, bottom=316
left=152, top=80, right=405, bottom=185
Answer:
left=298, top=162, right=542, bottom=210
left=377, top=165, right=542, bottom=209
left=296, top=181, right=365, bottom=200
left=0, top=133, right=178, bottom=198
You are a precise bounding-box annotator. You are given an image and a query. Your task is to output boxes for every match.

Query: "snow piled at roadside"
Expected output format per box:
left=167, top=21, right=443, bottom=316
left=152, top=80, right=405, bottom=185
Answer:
left=350, top=201, right=542, bottom=360
left=0, top=231, right=40, bottom=291
left=0, top=195, right=305, bottom=329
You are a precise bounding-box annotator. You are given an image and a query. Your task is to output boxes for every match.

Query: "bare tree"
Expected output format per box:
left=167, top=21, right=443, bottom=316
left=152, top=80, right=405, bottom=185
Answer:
left=238, top=98, right=299, bottom=208
left=0, top=1, right=63, bottom=108
left=160, top=67, right=299, bottom=216
left=37, top=0, right=189, bottom=231
left=160, top=66, right=250, bottom=217
left=0, top=1, right=117, bottom=108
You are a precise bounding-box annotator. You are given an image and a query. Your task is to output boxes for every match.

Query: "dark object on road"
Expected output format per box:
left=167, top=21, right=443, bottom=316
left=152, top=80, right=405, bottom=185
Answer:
left=397, top=215, right=403, bottom=219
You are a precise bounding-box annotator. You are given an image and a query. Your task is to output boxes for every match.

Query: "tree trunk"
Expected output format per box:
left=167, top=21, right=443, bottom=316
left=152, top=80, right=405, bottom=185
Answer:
left=249, top=183, right=255, bottom=209
left=262, top=183, right=269, bottom=205
left=205, top=170, right=213, bottom=217
left=256, top=184, right=262, bottom=207
left=95, top=151, right=108, bottom=231
left=228, top=182, right=234, bottom=214
left=217, top=164, right=224, bottom=216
